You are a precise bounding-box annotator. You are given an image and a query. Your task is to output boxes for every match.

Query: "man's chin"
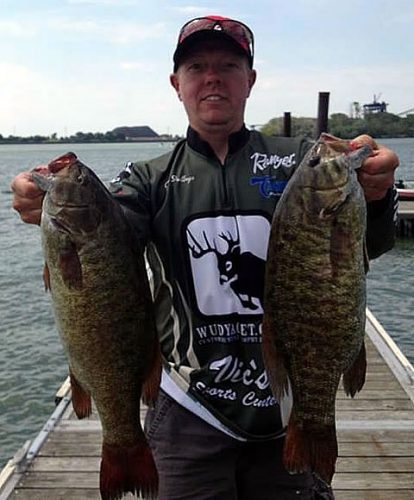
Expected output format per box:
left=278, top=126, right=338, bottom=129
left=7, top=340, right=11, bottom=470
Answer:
left=201, top=115, right=235, bottom=129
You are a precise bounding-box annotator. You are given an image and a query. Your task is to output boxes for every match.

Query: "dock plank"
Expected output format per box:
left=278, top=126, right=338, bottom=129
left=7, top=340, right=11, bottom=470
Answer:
left=29, top=454, right=414, bottom=474
left=36, top=435, right=413, bottom=458
left=332, top=472, right=414, bottom=489
left=336, top=398, right=413, bottom=411
left=16, top=471, right=99, bottom=489
left=338, top=429, right=414, bottom=442
left=4, top=489, right=103, bottom=500
left=336, top=389, right=408, bottom=399
left=334, top=493, right=414, bottom=500
left=336, top=456, right=414, bottom=473
left=339, top=442, right=414, bottom=457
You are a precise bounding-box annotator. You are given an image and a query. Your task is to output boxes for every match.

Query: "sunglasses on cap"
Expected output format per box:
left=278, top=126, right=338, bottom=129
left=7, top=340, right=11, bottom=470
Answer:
left=176, top=15, right=254, bottom=67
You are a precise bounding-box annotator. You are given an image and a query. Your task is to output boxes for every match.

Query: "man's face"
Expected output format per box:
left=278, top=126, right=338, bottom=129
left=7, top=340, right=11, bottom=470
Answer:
left=170, top=41, right=256, bottom=136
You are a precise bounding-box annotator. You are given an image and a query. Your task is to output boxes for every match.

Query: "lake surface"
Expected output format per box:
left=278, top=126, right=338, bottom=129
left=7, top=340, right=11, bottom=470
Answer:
left=1, top=138, right=413, bottom=469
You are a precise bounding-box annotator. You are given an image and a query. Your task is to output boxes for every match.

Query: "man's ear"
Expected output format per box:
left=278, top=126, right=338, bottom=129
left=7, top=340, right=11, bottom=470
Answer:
left=247, top=69, right=257, bottom=98
left=170, top=74, right=182, bottom=101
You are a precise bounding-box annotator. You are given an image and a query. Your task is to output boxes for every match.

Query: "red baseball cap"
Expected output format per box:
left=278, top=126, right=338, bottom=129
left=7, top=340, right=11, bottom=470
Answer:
left=173, top=15, right=254, bottom=71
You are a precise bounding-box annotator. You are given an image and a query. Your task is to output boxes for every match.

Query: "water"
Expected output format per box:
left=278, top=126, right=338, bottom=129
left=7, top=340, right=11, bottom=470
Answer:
left=1, top=139, right=413, bottom=469
left=366, top=138, right=414, bottom=366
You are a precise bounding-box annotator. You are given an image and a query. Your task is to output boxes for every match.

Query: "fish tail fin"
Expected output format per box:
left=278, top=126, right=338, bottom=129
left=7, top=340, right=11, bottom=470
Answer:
left=69, top=369, right=92, bottom=419
left=284, top=412, right=337, bottom=484
left=261, top=319, right=289, bottom=399
left=141, top=339, right=162, bottom=407
left=100, top=439, right=158, bottom=500
left=343, top=341, right=367, bottom=397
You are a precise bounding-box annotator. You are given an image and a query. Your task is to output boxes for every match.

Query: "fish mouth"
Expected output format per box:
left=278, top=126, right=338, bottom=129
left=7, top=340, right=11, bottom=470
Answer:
left=305, top=180, right=350, bottom=192
left=53, top=203, right=89, bottom=208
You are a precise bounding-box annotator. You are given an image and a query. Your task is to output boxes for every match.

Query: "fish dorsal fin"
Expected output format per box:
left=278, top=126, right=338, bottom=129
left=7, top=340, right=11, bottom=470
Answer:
left=363, top=242, right=370, bottom=274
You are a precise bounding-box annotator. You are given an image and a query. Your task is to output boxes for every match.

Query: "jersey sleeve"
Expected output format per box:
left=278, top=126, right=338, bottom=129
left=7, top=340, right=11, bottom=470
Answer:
left=366, top=187, right=398, bottom=259
left=109, top=160, right=153, bottom=246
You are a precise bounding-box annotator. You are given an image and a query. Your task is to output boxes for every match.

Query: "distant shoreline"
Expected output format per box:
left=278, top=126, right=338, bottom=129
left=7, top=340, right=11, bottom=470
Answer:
left=0, top=138, right=180, bottom=145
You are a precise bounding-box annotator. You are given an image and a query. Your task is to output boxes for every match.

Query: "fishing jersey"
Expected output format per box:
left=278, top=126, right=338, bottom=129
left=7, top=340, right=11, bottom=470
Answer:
left=110, top=126, right=397, bottom=441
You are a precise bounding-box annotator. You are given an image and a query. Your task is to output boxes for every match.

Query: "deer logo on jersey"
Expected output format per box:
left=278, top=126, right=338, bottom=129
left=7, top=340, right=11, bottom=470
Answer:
left=186, top=215, right=270, bottom=315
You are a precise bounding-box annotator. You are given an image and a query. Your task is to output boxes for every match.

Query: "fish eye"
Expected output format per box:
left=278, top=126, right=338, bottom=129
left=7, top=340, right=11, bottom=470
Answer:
left=77, top=173, right=88, bottom=185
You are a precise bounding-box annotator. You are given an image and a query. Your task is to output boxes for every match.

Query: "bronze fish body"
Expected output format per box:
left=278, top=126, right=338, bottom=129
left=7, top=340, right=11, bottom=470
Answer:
left=262, top=133, right=372, bottom=484
left=33, top=153, right=160, bottom=500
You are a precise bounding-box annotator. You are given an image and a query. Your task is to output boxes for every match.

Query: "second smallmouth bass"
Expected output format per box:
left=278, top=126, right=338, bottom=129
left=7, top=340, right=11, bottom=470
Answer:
left=262, top=133, right=373, bottom=484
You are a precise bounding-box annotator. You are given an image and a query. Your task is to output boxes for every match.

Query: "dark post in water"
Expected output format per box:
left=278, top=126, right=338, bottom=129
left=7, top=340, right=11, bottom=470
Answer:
left=316, top=92, right=330, bottom=137
left=283, top=112, right=292, bottom=137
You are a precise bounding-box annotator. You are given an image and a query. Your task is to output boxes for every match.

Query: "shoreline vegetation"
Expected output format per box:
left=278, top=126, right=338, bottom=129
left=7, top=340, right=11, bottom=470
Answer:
left=260, top=112, right=414, bottom=139
left=1, top=112, right=413, bottom=144
left=0, top=125, right=182, bottom=145
left=0, top=133, right=181, bottom=145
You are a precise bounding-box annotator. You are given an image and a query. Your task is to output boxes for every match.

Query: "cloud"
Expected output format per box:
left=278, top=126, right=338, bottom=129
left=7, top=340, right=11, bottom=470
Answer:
left=49, top=18, right=166, bottom=43
left=67, top=0, right=139, bottom=5
left=386, top=6, right=414, bottom=24
left=0, top=15, right=166, bottom=44
left=0, top=20, right=37, bottom=37
left=173, top=6, right=213, bottom=15
left=171, top=6, right=249, bottom=19
left=0, top=61, right=184, bottom=137
left=120, top=61, right=152, bottom=71
left=250, top=63, right=414, bottom=119
left=0, top=62, right=57, bottom=136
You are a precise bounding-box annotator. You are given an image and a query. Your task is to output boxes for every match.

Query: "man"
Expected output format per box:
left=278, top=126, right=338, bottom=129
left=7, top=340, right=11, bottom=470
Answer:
left=12, top=15, right=398, bottom=500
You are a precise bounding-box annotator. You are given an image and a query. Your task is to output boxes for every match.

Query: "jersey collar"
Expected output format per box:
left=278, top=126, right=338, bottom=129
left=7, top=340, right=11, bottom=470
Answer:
left=186, top=125, right=251, bottom=159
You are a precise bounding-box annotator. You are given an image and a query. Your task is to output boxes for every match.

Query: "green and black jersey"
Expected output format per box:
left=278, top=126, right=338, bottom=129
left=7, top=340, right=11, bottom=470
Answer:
left=110, top=126, right=397, bottom=441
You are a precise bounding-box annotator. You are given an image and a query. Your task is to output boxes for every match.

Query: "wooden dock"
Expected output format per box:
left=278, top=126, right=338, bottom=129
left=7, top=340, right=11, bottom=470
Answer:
left=1, top=308, right=414, bottom=499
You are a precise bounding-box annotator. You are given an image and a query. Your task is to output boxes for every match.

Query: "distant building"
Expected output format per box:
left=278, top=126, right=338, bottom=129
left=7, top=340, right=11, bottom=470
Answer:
left=363, top=95, right=388, bottom=116
left=112, top=126, right=159, bottom=141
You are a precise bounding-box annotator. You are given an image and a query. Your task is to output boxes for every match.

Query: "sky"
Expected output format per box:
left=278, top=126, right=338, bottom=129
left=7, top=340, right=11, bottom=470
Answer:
left=1, top=0, right=414, bottom=137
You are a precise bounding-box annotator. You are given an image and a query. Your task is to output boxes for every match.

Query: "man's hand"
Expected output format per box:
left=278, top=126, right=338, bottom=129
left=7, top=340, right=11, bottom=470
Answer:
left=10, top=166, right=48, bottom=225
left=350, top=134, right=399, bottom=202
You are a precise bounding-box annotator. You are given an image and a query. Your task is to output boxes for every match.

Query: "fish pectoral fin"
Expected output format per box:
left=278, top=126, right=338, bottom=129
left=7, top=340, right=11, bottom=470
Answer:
left=342, top=341, right=367, bottom=397
left=69, top=369, right=92, bottom=419
left=100, top=439, right=158, bottom=499
left=43, top=263, right=51, bottom=291
left=141, top=338, right=162, bottom=407
left=58, top=244, right=83, bottom=289
left=319, top=192, right=349, bottom=220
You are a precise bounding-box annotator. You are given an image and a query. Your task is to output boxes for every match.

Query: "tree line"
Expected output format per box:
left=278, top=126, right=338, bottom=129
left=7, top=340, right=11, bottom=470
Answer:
left=260, top=112, right=414, bottom=139
left=0, top=130, right=179, bottom=144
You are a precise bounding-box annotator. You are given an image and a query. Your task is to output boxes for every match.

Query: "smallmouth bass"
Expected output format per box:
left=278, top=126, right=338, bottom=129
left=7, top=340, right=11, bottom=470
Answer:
left=32, top=152, right=160, bottom=500
left=262, top=133, right=373, bottom=484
